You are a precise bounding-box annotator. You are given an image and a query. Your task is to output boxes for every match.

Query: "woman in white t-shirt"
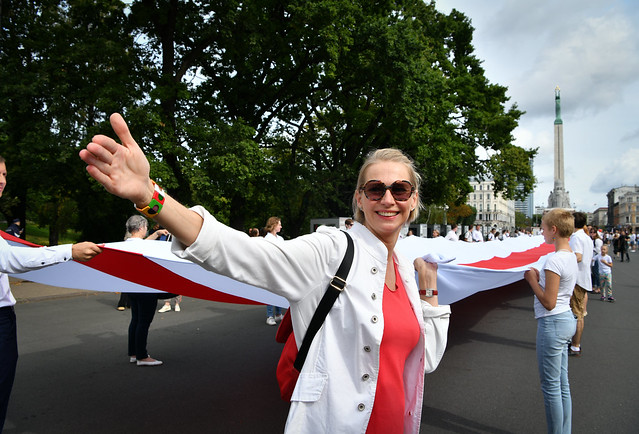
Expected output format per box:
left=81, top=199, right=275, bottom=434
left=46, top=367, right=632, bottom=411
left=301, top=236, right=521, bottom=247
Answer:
left=525, top=209, right=578, bottom=434
left=263, top=216, right=285, bottom=325
left=589, top=229, right=603, bottom=294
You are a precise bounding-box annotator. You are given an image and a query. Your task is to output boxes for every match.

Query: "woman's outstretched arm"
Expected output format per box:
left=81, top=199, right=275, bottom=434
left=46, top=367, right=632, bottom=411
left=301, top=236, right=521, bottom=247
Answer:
left=79, top=113, right=203, bottom=246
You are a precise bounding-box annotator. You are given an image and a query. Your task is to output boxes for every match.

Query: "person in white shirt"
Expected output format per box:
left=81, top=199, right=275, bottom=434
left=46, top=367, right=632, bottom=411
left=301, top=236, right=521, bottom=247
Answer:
left=0, top=155, right=101, bottom=431
left=471, top=225, right=483, bottom=242
left=589, top=228, right=603, bottom=294
left=79, top=115, right=450, bottom=433
left=524, top=208, right=578, bottom=434
left=568, top=212, right=593, bottom=357
left=264, top=216, right=285, bottom=325
left=445, top=224, right=459, bottom=241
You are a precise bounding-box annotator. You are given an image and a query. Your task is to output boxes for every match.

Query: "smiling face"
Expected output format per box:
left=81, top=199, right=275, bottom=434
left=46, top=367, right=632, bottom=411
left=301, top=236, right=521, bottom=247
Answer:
left=0, top=162, right=6, bottom=198
left=355, top=161, right=418, bottom=247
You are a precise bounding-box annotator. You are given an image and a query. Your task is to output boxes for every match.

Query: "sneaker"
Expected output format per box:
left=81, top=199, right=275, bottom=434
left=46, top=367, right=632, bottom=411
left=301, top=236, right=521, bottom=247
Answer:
left=137, top=358, right=163, bottom=366
left=117, top=306, right=126, bottom=311
left=568, top=347, right=581, bottom=357
left=608, top=296, right=615, bottom=302
left=174, top=304, right=181, bottom=312
left=274, top=314, right=284, bottom=322
left=158, top=304, right=171, bottom=313
left=266, top=316, right=277, bottom=326
left=129, top=356, right=137, bottom=363
left=601, top=296, right=606, bottom=301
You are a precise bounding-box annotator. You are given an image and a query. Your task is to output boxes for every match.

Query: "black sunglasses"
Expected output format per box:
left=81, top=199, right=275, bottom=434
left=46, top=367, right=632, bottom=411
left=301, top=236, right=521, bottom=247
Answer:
left=359, top=180, right=415, bottom=201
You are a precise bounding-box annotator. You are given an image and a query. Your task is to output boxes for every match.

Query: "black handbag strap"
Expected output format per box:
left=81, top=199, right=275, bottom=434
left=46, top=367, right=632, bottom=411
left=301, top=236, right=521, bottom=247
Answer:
left=293, top=231, right=354, bottom=371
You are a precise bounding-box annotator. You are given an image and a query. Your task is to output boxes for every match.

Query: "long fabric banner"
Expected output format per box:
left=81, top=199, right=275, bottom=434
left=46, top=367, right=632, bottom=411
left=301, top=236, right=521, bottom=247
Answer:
left=3, top=231, right=553, bottom=306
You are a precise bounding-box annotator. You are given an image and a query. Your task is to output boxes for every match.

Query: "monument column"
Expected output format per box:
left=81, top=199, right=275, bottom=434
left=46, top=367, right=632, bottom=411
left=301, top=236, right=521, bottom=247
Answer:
left=547, top=86, right=571, bottom=209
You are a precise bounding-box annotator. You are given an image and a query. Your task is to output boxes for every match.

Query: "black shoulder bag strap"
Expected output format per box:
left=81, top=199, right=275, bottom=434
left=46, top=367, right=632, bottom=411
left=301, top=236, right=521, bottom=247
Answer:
left=293, top=231, right=354, bottom=371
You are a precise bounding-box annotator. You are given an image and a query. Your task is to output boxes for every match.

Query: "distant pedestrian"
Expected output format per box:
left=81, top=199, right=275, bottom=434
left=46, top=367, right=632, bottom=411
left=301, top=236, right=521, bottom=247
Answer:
left=445, top=224, right=459, bottom=241
left=596, top=245, right=614, bottom=302
left=590, top=228, right=603, bottom=294
left=263, top=217, right=284, bottom=326
left=344, top=219, right=354, bottom=230
left=618, top=231, right=629, bottom=262
left=124, top=215, right=166, bottom=367
left=4, top=219, right=22, bottom=238
left=472, top=225, right=483, bottom=242
left=568, top=212, right=593, bottom=357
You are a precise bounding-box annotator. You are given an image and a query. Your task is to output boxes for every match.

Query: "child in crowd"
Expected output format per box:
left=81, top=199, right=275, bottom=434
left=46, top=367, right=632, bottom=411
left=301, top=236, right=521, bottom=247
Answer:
left=524, top=209, right=578, bottom=434
left=596, top=245, right=614, bottom=302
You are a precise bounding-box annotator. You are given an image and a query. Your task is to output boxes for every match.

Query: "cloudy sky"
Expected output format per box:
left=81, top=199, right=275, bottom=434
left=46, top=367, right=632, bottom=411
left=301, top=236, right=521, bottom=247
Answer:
left=435, top=0, right=639, bottom=212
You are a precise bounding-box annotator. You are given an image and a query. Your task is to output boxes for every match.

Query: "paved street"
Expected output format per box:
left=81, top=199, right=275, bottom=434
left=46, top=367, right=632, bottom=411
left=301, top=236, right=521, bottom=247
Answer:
left=3, top=251, right=638, bottom=433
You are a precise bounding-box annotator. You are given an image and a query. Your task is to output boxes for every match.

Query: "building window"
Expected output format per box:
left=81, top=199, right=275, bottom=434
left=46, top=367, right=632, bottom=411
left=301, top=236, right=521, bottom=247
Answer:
left=480, top=194, right=483, bottom=200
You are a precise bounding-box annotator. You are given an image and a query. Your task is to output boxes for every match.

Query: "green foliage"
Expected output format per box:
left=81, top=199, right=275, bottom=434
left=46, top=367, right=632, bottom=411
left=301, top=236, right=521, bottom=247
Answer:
left=515, top=211, right=528, bottom=228
left=0, top=0, right=537, bottom=237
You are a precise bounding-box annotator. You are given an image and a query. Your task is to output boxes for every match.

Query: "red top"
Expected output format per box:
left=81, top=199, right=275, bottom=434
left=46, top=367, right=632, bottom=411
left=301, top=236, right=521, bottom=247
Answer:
left=367, top=263, right=420, bottom=434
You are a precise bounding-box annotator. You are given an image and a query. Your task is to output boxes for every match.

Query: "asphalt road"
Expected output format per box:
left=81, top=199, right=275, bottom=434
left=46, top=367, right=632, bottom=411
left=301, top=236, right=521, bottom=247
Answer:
left=4, top=252, right=638, bottom=433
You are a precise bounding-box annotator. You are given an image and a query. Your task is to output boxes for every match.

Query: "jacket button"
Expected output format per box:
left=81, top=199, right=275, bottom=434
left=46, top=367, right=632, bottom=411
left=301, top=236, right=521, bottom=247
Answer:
left=371, top=293, right=377, bottom=300
left=371, top=315, right=378, bottom=323
left=363, top=346, right=371, bottom=352
left=358, top=403, right=366, bottom=411
left=371, top=267, right=378, bottom=274
left=361, top=373, right=370, bottom=381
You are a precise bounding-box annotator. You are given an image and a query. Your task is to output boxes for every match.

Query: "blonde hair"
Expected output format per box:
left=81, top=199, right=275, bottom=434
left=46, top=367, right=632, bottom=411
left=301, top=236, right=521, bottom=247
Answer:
left=543, top=209, right=574, bottom=238
left=264, top=216, right=281, bottom=233
left=352, top=148, right=422, bottom=224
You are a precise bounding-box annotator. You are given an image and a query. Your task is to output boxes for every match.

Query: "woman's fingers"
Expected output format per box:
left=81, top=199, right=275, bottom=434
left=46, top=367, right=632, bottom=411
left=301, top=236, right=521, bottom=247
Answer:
left=110, top=113, right=141, bottom=153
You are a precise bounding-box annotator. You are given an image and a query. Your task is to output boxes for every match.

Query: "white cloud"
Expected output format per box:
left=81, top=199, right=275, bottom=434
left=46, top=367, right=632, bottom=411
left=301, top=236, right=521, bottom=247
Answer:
left=435, top=0, right=639, bottom=212
left=515, top=10, right=639, bottom=119
left=590, top=148, right=639, bottom=193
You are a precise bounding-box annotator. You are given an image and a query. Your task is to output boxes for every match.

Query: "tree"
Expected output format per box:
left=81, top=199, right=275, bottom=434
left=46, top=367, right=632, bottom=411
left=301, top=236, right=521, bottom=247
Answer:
left=2, top=0, right=537, bottom=239
left=515, top=211, right=527, bottom=228
left=0, top=0, right=144, bottom=243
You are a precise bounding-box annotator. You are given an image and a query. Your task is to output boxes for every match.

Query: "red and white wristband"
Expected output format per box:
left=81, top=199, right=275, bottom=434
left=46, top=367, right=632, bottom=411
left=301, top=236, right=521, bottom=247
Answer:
left=135, top=180, right=166, bottom=218
left=419, top=288, right=438, bottom=297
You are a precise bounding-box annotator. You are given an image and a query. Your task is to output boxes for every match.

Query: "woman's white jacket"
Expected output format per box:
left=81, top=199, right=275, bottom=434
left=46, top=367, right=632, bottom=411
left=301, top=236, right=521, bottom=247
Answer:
left=172, top=207, right=451, bottom=433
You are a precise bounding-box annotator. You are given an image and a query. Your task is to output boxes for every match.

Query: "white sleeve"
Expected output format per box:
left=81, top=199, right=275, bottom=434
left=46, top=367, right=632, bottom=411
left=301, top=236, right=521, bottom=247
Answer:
left=0, top=237, right=73, bottom=274
left=421, top=301, right=451, bottom=373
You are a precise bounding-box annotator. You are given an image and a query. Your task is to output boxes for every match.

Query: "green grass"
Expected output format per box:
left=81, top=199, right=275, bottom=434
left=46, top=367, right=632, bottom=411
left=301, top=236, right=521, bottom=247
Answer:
left=3, top=221, right=80, bottom=246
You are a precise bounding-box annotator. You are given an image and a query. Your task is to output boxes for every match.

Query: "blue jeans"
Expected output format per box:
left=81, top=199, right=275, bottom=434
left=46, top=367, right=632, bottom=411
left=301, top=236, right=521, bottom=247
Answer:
left=536, top=310, right=577, bottom=434
left=266, top=305, right=282, bottom=318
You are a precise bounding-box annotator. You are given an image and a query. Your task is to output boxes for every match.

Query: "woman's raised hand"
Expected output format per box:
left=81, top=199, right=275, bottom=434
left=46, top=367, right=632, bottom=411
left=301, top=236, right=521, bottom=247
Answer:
left=79, top=113, right=154, bottom=207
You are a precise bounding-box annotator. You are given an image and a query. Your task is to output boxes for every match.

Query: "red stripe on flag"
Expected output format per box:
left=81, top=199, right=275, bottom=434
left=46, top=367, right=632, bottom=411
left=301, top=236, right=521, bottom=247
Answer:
left=80, top=247, right=261, bottom=305
left=460, top=243, right=555, bottom=270
left=0, top=231, right=42, bottom=247
left=1, top=232, right=260, bottom=305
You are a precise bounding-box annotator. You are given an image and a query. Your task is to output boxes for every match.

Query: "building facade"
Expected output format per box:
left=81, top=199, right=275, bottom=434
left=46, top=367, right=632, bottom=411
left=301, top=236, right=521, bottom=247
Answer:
left=617, top=191, right=639, bottom=233
left=467, top=178, right=516, bottom=233
left=607, top=186, right=639, bottom=231
left=590, top=207, right=608, bottom=228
